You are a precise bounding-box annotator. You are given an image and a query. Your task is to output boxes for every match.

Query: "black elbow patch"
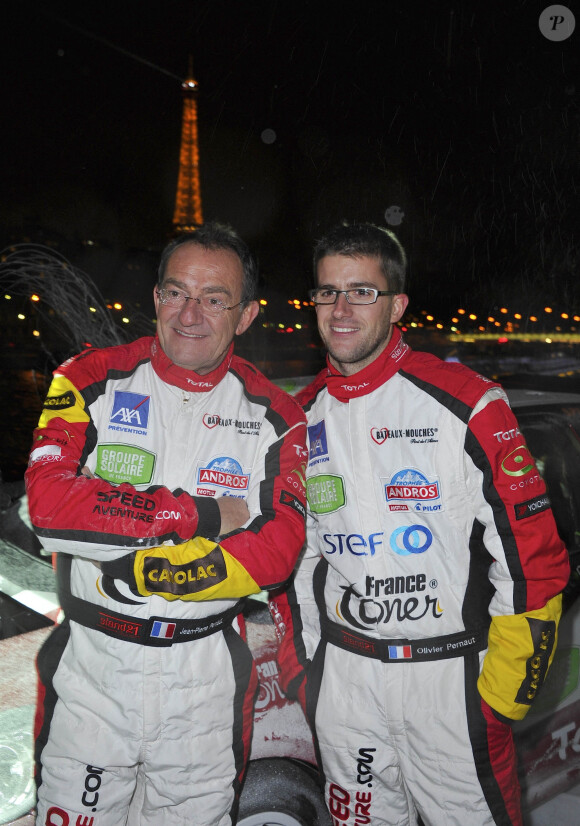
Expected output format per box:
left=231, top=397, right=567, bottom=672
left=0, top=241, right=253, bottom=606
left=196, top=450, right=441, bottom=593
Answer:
left=280, top=490, right=306, bottom=519
left=515, top=618, right=556, bottom=705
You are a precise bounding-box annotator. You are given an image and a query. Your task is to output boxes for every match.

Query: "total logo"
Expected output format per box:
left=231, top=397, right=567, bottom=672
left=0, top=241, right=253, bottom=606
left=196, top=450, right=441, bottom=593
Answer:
left=197, top=456, right=250, bottom=490
left=109, top=391, right=150, bottom=434
left=390, top=525, right=433, bottom=556
left=493, top=427, right=521, bottom=443
left=385, top=468, right=442, bottom=512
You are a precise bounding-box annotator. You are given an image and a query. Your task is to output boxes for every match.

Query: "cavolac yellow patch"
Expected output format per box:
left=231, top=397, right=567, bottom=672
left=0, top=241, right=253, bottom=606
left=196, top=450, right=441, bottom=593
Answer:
left=38, top=376, right=89, bottom=427
left=133, top=538, right=260, bottom=601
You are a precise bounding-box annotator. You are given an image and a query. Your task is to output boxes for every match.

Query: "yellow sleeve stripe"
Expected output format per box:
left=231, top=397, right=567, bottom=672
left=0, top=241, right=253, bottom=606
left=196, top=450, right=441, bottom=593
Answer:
left=478, top=594, right=562, bottom=720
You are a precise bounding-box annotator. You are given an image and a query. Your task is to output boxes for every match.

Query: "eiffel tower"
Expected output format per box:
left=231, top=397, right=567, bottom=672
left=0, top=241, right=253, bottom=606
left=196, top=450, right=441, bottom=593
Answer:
left=172, top=58, right=203, bottom=233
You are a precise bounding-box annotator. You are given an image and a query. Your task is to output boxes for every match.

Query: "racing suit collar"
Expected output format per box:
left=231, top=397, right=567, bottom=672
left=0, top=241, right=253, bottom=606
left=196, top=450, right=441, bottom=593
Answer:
left=150, top=336, right=233, bottom=392
left=325, top=326, right=410, bottom=401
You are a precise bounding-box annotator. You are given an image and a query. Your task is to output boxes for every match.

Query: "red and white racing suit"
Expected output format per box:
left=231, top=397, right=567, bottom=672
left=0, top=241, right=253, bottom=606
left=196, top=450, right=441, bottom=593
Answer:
left=271, top=328, right=569, bottom=826
left=26, top=335, right=307, bottom=826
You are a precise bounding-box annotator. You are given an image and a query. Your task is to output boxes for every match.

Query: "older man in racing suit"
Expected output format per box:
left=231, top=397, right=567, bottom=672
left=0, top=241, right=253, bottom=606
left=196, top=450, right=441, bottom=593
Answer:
left=26, top=223, right=307, bottom=826
left=270, top=223, right=570, bottom=826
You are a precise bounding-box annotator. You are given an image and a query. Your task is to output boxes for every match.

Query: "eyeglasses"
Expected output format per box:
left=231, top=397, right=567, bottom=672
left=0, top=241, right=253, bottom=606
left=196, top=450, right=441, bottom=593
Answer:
left=156, top=288, right=245, bottom=314
left=309, top=287, right=397, bottom=305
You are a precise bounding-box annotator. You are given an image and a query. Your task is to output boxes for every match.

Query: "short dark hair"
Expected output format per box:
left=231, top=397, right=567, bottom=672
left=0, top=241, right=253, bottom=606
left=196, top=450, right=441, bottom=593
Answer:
left=313, top=222, right=407, bottom=293
left=158, top=221, right=258, bottom=302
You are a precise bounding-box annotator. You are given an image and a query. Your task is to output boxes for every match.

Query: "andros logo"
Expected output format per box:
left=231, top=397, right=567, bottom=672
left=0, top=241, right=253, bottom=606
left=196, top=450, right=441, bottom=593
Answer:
left=390, top=525, right=433, bottom=556
left=197, top=456, right=249, bottom=490
left=385, top=468, right=440, bottom=509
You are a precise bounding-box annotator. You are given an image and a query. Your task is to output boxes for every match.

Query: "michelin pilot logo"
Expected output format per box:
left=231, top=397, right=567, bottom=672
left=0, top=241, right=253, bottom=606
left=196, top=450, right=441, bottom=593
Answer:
left=109, top=392, right=151, bottom=434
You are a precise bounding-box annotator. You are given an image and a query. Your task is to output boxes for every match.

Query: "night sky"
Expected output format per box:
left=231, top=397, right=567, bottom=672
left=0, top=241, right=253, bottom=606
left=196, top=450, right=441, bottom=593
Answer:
left=1, top=0, right=578, bottom=315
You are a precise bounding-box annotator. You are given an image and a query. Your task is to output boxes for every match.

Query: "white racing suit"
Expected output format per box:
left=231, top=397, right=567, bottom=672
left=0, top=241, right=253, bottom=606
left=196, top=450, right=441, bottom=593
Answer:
left=26, top=336, right=307, bottom=826
left=271, top=328, right=569, bottom=826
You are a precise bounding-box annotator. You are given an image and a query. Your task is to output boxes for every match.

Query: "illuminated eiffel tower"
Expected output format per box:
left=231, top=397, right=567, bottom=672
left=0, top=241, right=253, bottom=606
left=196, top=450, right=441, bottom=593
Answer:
left=172, top=58, right=203, bottom=233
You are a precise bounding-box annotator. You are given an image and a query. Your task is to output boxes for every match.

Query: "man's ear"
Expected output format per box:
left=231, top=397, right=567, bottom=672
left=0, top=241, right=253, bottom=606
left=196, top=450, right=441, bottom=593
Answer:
left=235, top=300, right=259, bottom=336
left=390, top=293, right=409, bottom=325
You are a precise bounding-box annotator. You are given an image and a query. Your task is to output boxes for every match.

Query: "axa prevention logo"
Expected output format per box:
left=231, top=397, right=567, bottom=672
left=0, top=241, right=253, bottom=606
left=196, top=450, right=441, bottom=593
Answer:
left=109, top=391, right=151, bottom=433
left=307, top=420, right=329, bottom=466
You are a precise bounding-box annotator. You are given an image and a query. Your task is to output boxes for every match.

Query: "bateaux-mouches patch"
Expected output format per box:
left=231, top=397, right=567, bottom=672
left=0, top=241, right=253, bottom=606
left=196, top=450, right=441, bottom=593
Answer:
left=197, top=456, right=250, bottom=491
left=514, top=493, right=551, bottom=520
left=96, top=444, right=156, bottom=485
left=202, top=412, right=262, bottom=435
left=307, top=420, right=329, bottom=466
left=143, top=546, right=227, bottom=595
left=384, top=468, right=443, bottom=513
left=43, top=391, right=75, bottom=410
left=371, top=425, right=438, bottom=445
left=108, top=391, right=150, bottom=434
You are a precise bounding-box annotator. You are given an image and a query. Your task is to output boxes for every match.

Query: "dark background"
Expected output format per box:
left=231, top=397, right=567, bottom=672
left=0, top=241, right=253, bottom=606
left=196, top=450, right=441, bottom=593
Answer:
left=1, top=0, right=578, bottom=316
left=1, top=1, right=579, bottom=481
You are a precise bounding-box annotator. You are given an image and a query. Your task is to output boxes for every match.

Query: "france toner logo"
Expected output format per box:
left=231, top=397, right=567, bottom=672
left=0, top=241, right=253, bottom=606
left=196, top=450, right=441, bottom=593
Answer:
left=109, top=392, right=151, bottom=433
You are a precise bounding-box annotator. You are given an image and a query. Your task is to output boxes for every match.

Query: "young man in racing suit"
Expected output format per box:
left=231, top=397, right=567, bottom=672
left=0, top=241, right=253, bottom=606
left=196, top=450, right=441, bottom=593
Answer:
left=269, top=222, right=570, bottom=826
left=26, top=222, right=307, bottom=826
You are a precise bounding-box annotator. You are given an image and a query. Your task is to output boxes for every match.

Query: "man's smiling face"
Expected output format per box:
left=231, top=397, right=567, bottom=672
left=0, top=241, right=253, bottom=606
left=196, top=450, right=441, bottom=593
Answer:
left=154, top=242, right=257, bottom=374
left=315, top=254, right=408, bottom=376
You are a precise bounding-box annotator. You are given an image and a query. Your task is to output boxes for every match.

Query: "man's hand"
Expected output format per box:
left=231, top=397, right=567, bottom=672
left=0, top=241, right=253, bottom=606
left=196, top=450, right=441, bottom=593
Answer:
left=217, top=497, right=250, bottom=535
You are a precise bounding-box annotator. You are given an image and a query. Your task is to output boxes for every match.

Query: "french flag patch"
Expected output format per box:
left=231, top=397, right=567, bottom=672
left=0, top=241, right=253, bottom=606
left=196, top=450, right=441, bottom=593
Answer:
left=151, top=621, right=176, bottom=640
left=388, top=645, right=412, bottom=660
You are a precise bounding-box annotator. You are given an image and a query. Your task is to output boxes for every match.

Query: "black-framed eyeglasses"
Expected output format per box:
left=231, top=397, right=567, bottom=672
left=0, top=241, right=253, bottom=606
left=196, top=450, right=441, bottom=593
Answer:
left=156, top=288, right=246, bottom=314
left=308, top=287, right=397, bottom=305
